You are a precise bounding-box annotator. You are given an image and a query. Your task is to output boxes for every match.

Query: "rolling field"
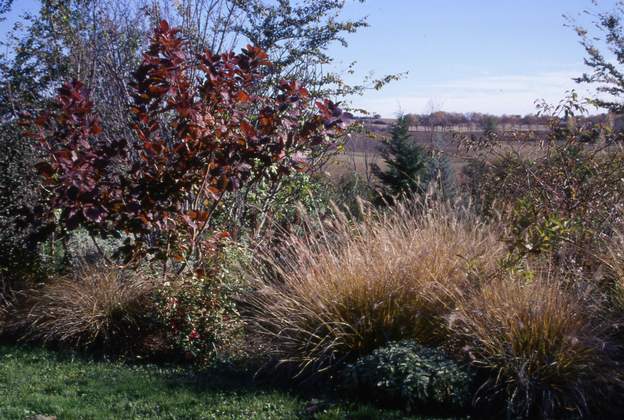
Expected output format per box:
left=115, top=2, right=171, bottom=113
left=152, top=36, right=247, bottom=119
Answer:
left=325, top=131, right=546, bottom=183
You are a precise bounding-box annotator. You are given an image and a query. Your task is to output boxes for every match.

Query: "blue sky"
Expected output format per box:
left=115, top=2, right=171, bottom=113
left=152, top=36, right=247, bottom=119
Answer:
left=332, top=0, right=608, bottom=116
left=1, top=0, right=609, bottom=116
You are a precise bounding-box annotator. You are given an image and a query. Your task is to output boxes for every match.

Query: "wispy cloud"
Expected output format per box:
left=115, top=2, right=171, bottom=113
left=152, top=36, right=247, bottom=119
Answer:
left=352, top=71, right=597, bottom=116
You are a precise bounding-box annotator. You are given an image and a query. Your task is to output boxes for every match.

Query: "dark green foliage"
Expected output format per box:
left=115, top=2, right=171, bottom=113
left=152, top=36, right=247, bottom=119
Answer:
left=0, top=124, right=47, bottom=287
left=341, top=341, right=474, bottom=414
left=372, top=115, right=431, bottom=199
left=372, top=115, right=454, bottom=202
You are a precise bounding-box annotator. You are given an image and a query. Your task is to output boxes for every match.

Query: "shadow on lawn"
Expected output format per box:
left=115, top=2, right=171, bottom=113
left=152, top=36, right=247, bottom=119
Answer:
left=0, top=344, right=354, bottom=418
left=0, top=344, right=468, bottom=419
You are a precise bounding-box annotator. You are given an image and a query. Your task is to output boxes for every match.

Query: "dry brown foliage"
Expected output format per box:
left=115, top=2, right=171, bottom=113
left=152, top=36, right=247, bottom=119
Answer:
left=14, top=264, right=156, bottom=348
left=245, top=200, right=505, bottom=375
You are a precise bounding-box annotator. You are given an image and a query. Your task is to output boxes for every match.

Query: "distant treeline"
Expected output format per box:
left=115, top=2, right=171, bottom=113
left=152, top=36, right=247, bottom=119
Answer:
left=351, top=111, right=616, bottom=132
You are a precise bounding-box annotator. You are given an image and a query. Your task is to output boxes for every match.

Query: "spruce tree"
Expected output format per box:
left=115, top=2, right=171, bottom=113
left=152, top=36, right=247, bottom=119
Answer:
left=372, top=115, right=455, bottom=202
left=372, top=115, right=431, bottom=200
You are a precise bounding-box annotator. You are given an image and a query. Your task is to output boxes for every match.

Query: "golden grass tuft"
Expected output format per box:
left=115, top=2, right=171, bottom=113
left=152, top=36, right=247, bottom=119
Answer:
left=15, top=264, right=156, bottom=348
left=450, top=272, right=615, bottom=417
left=604, top=231, right=624, bottom=313
left=245, top=200, right=505, bottom=375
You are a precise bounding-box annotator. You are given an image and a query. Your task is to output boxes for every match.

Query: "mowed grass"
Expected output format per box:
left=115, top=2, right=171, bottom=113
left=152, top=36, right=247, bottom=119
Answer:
left=0, top=345, right=425, bottom=420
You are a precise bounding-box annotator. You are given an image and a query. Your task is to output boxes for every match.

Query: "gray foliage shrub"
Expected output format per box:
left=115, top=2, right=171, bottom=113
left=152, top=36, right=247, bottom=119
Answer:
left=330, top=172, right=374, bottom=216
left=64, top=229, right=125, bottom=266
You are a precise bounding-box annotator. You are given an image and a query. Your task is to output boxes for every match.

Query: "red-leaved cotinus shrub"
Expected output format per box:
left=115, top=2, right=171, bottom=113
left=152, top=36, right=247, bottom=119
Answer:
left=24, top=20, right=345, bottom=270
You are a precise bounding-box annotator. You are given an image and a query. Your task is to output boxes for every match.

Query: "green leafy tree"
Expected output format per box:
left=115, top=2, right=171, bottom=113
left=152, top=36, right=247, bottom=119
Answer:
left=0, top=1, right=74, bottom=118
left=568, top=1, right=624, bottom=112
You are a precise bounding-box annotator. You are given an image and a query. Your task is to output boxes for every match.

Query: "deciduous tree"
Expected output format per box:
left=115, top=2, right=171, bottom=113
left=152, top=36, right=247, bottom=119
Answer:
left=25, top=20, right=345, bottom=273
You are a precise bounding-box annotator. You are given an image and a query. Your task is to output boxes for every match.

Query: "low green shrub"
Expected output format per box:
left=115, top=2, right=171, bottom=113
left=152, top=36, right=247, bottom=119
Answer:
left=155, top=243, right=249, bottom=365
left=155, top=274, right=243, bottom=364
left=341, top=341, right=474, bottom=413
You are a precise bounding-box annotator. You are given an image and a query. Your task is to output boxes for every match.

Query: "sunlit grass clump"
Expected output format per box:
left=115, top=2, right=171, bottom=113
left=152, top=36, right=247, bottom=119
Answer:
left=246, top=200, right=504, bottom=375
left=15, top=264, right=155, bottom=348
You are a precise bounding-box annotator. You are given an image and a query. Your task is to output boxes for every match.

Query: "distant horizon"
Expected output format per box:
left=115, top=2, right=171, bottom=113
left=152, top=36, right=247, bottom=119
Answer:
left=350, top=105, right=612, bottom=119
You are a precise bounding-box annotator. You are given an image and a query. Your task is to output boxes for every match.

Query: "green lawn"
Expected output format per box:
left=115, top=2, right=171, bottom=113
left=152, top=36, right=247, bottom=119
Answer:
left=0, top=345, right=424, bottom=420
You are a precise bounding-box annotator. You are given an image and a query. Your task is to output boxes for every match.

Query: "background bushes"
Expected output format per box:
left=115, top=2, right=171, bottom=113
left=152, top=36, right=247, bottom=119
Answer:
left=462, top=139, right=624, bottom=269
left=0, top=123, right=47, bottom=287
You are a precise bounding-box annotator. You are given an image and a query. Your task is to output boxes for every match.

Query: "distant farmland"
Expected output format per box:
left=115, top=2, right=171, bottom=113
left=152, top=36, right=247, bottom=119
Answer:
left=326, top=123, right=554, bottom=183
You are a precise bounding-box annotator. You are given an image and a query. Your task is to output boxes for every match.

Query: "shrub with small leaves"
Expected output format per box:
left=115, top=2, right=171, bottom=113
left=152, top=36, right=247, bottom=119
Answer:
left=460, top=94, right=624, bottom=270
left=154, top=244, right=249, bottom=364
left=341, top=341, right=474, bottom=413
left=0, top=123, right=48, bottom=286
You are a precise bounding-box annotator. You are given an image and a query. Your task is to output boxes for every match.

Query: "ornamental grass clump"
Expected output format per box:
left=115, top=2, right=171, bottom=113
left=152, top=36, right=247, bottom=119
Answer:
left=15, top=264, right=155, bottom=349
left=245, top=200, right=504, bottom=376
left=450, top=272, right=618, bottom=418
